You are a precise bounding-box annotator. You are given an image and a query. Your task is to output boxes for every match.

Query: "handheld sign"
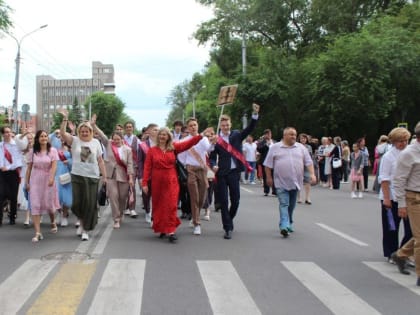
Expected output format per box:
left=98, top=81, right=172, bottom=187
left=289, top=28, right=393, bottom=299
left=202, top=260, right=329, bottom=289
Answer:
left=217, top=85, right=238, bottom=106
left=216, top=84, right=238, bottom=134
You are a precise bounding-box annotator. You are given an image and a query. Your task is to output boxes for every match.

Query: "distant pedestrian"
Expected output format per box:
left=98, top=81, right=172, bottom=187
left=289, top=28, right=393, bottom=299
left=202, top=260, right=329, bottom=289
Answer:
left=257, top=128, right=275, bottom=196
left=350, top=143, right=365, bottom=198
left=243, top=135, right=257, bottom=184
left=264, top=127, right=316, bottom=238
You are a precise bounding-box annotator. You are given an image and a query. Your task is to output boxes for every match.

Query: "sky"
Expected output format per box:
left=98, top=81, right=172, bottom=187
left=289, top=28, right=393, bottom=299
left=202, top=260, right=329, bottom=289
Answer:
left=0, top=0, right=213, bottom=130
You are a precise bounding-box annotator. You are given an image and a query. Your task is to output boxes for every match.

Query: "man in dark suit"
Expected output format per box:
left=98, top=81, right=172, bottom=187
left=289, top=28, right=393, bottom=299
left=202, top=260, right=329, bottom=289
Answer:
left=210, top=103, right=260, bottom=239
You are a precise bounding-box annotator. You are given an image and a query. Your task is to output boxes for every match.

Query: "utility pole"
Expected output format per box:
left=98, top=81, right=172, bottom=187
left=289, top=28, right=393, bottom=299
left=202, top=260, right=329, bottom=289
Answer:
left=8, top=24, right=48, bottom=132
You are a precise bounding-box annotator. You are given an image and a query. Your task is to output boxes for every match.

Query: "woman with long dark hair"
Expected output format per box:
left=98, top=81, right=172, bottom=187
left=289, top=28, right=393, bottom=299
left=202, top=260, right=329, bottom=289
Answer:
left=25, top=130, right=60, bottom=242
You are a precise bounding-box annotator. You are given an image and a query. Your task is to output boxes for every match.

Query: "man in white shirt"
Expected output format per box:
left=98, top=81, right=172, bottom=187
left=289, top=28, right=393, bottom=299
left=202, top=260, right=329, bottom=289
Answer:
left=0, top=126, right=24, bottom=225
left=243, top=135, right=257, bottom=184
left=178, top=118, right=212, bottom=235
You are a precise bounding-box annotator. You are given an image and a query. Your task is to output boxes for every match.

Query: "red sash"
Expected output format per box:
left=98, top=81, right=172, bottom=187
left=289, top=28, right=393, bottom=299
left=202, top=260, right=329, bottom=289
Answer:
left=217, top=137, right=253, bottom=172
left=140, top=141, right=149, bottom=155
left=57, top=150, right=67, bottom=162
left=4, top=146, right=12, bottom=164
left=111, top=143, right=128, bottom=176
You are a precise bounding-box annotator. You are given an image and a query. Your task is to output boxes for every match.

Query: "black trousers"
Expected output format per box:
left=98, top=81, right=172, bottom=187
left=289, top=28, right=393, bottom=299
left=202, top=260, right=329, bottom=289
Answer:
left=0, top=170, right=20, bottom=223
left=331, top=167, right=341, bottom=189
left=216, top=169, right=241, bottom=232
left=381, top=200, right=412, bottom=258
left=262, top=165, right=276, bottom=195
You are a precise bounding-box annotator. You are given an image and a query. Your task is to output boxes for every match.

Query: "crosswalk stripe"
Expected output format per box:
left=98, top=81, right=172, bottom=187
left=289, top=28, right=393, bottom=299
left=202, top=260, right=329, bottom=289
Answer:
left=0, top=259, right=58, bottom=315
left=87, top=259, right=146, bottom=315
left=316, top=223, right=369, bottom=247
left=282, top=261, right=381, bottom=315
left=197, top=260, right=262, bottom=315
left=363, top=261, right=420, bottom=295
left=27, top=260, right=97, bottom=315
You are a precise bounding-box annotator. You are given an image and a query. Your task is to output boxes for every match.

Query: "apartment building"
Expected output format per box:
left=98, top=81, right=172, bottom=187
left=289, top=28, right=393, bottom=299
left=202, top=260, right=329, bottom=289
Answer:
left=36, top=61, right=115, bottom=131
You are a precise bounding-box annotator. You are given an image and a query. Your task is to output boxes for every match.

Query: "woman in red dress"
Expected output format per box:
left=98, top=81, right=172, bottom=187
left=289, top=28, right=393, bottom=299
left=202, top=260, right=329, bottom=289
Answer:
left=142, top=127, right=212, bottom=243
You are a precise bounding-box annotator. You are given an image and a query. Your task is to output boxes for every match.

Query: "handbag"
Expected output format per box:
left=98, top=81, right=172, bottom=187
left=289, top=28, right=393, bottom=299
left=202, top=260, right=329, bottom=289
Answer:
left=332, top=158, right=342, bottom=169
left=97, top=183, right=108, bottom=206
left=175, top=159, right=188, bottom=184
left=59, top=172, right=71, bottom=185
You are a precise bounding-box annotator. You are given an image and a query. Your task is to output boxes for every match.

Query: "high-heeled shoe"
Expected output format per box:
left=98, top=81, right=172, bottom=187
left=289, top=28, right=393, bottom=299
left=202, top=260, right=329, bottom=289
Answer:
left=50, top=222, right=58, bottom=234
left=32, top=233, right=43, bottom=243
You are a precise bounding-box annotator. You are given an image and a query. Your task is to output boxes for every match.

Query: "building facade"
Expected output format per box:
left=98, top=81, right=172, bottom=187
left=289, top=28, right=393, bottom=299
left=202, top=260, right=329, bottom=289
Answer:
left=36, top=61, right=115, bottom=131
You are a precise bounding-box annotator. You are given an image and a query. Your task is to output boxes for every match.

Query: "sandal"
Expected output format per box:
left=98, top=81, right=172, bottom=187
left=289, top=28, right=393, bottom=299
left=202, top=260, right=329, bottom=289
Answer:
left=51, top=222, right=58, bottom=234
left=32, top=233, right=43, bottom=243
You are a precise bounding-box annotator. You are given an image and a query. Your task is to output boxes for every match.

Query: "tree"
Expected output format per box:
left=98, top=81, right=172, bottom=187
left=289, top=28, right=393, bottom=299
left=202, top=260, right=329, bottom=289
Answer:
left=87, top=92, right=125, bottom=136
left=0, top=0, right=13, bottom=33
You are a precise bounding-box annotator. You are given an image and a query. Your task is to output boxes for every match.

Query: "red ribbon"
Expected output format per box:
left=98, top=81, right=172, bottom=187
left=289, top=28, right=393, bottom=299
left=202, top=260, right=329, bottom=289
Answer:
left=217, top=137, right=253, bottom=172
left=4, top=146, right=12, bottom=164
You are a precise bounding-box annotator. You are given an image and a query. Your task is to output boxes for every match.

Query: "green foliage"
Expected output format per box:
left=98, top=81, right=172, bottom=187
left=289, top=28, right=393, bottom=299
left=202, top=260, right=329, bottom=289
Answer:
left=0, top=0, right=13, bottom=32
left=177, top=0, right=419, bottom=143
left=87, top=92, right=125, bottom=136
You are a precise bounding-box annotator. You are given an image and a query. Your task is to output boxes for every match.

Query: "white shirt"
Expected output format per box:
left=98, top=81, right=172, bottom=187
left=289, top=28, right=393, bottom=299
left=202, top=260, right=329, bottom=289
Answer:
left=0, top=139, right=23, bottom=170
left=243, top=142, right=257, bottom=162
left=177, top=135, right=211, bottom=167
left=378, top=146, right=399, bottom=201
left=71, top=137, right=103, bottom=178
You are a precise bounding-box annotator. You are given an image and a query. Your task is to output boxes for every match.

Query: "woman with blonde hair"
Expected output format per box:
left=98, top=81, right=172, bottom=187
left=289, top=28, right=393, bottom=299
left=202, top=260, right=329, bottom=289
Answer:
left=142, top=127, right=213, bottom=242
left=59, top=109, right=107, bottom=241
left=379, top=127, right=412, bottom=263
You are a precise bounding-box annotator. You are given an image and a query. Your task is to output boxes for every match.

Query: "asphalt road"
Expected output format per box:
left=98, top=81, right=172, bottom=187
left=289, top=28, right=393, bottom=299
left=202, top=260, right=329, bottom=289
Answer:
left=0, top=179, right=419, bottom=315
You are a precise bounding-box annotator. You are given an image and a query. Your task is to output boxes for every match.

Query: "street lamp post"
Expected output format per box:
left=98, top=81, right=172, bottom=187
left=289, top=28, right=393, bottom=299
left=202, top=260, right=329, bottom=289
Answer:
left=8, top=24, right=48, bottom=132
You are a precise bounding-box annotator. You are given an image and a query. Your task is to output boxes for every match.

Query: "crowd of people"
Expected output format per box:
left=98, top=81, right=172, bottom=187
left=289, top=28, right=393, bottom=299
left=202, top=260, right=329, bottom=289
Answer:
left=1, top=108, right=419, bottom=287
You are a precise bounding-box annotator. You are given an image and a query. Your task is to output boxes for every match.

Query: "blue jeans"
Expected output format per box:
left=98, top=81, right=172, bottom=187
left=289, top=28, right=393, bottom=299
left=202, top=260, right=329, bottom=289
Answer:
left=276, top=188, right=298, bottom=230
left=245, top=161, right=256, bottom=182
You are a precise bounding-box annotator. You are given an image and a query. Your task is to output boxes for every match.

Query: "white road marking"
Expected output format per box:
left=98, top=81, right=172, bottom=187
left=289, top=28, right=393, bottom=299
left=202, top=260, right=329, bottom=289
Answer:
left=197, top=260, right=262, bottom=315
left=92, top=217, right=114, bottom=257
left=240, top=186, right=254, bottom=193
left=316, top=222, right=369, bottom=247
left=0, top=259, right=58, bottom=315
left=364, top=261, right=420, bottom=295
left=87, top=259, right=146, bottom=315
left=76, top=205, right=112, bottom=254
left=282, top=261, right=381, bottom=315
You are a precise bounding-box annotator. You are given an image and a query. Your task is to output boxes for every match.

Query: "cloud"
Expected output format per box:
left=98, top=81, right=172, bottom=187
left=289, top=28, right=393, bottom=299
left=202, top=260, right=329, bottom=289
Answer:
left=0, top=0, right=213, bottom=127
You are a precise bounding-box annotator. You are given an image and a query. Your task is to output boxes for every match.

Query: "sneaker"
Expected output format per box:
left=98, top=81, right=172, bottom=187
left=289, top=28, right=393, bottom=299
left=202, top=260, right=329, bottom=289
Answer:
left=113, top=221, right=120, bottom=229
left=130, top=210, right=138, bottom=218
left=193, top=225, right=201, bottom=235
left=287, top=225, right=294, bottom=233
left=280, top=229, right=289, bottom=238
left=189, top=220, right=194, bottom=228
left=387, top=257, right=396, bottom=265
left=358, top=192, right=363, bottom=199
left=76, top=226, right=83, bottom=237
left=351, top=192, right=357, bottom=198
left=75, top=220, right=80, bottom=228
left=203, top=209, right=210, bottom=221
left=60, top=217, right=68, bottom=227
left=81, top=232, right=89, bottom=241
left=145, top=213, right=152, bottom=223
left=124, top=209, right=131, bottom=215
left=250, top=181, right=256, bottom=185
